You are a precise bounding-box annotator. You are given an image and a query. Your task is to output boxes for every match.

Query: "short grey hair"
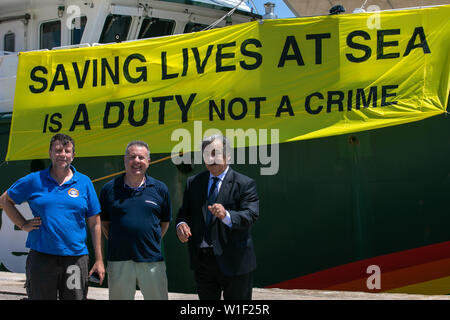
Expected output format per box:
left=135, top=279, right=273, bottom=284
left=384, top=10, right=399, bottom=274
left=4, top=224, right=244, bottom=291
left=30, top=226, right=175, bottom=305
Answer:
left=125, top=140, right=150, bottom=158
left=201, top=135, right=231, bottom=158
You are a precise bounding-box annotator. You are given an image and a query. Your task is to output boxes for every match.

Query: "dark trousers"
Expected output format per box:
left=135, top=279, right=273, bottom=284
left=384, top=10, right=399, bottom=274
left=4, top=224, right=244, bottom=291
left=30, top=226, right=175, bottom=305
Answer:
left=25, top=249, right=89, bottom=300
left=194, top=248, right=253, bottom=300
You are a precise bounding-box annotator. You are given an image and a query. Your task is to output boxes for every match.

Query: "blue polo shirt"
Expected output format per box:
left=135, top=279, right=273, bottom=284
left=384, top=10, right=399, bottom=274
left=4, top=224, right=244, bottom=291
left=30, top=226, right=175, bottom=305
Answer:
left=100, top=174, right=171, bottom=262
left=7, top=166, right=101, bottom=256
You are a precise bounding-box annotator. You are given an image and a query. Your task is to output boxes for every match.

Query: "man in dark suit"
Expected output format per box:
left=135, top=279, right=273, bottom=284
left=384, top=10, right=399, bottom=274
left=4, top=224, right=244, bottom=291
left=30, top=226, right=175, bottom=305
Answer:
left=176, top=135, right=259, bottom=300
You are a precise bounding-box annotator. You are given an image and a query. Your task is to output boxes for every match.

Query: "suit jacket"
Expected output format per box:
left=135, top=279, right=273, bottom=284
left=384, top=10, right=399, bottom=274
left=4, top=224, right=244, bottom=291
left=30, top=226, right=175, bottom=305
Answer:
left=176, top=167, right=259, bottom=276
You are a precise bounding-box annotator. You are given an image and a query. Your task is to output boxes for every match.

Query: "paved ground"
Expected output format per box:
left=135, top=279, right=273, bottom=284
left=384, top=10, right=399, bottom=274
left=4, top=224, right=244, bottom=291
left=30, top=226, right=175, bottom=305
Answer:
left=1, top=272, right=449, bottom=300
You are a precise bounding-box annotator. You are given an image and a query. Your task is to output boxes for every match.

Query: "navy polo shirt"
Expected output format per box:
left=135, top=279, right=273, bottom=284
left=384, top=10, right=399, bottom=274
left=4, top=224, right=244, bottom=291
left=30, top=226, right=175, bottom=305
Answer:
left=100, top=174, right=172, bottom=262
left=7, top=166, right=101, bottom=256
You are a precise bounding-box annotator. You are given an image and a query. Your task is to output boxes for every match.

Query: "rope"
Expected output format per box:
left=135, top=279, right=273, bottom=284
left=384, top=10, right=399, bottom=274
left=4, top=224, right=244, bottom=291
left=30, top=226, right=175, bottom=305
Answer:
left=202, top=0, right=245, bottom=31
left=91, top=152, right=183, bottom=183
left=360, top=0, right=369, bottom=10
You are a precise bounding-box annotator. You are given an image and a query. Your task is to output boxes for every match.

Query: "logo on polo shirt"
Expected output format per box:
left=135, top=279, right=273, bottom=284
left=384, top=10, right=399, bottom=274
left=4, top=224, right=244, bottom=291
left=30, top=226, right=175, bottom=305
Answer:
left=68, top=188, right=79, bottom=198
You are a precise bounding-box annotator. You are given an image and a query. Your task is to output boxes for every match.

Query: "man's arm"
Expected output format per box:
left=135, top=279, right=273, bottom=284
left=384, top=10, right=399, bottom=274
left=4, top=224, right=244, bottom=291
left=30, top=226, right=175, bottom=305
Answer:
left=161, top=221, right=170, bottom=238
left=87, top=214, right=105, bottom=285
left=101, top=221, right=110, bottom=240
left=175, top=177, right=193, bottom=243
left=0, top=191, right=41, bottom=232
left=225, top=178, right=259, bottom=230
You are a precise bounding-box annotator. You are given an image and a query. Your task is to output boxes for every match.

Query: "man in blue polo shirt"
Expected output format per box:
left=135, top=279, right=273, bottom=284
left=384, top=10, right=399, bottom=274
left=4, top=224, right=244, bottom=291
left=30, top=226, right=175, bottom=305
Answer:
left=0, top=134, right=105, bottom=300
left=100, top=140, right=171, bottom=300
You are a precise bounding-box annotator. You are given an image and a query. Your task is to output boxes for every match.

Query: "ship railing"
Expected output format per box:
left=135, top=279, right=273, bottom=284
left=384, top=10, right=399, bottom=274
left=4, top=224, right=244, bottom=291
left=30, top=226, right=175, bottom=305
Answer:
left=51, top=43, right=91, bottom=50
left=0, top=50, right=17, bottom=56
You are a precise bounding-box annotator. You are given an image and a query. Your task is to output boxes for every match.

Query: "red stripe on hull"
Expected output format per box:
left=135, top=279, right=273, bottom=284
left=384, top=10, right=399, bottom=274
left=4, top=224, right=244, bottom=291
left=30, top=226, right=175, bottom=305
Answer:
left=267, top=241, right=450, bottom=290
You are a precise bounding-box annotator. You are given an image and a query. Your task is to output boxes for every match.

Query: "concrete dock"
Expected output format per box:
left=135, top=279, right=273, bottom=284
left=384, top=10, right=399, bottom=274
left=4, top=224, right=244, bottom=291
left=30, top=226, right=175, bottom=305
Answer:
left=1, top=272, right=450, bottom=300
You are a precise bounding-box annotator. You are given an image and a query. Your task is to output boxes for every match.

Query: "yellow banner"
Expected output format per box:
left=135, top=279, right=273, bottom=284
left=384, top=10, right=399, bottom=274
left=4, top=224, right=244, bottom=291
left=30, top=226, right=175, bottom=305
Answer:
left=6, top=5, right=450, bottom=161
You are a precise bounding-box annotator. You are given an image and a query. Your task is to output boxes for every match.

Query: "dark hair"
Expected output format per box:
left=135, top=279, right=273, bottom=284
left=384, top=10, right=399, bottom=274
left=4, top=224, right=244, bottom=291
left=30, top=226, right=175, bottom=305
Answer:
left=49, top=134, right=75, bottom=153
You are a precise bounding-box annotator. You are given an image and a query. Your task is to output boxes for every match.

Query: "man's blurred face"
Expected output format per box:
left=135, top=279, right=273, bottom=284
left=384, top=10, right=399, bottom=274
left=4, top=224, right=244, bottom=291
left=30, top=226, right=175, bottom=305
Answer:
left=124, top=145, right=150, bottom=177
left=203, top=139, right=228, bottom=177
left=49, top=140, right=74, bottom=170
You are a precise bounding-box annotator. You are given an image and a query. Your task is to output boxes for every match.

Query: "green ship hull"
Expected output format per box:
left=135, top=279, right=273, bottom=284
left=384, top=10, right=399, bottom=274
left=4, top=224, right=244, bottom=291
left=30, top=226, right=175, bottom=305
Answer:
left=1, top=109, right=450, bottom=294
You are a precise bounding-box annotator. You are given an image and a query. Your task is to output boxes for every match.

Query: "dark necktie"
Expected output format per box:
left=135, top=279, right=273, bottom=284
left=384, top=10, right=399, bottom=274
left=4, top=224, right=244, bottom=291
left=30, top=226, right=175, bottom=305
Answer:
left=205, top=177, right=219, bottom=244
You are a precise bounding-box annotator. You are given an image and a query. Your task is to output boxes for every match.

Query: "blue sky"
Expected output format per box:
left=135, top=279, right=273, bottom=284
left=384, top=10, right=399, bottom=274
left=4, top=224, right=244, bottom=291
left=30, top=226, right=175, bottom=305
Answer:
left=253, top=0, right=296, bottom=18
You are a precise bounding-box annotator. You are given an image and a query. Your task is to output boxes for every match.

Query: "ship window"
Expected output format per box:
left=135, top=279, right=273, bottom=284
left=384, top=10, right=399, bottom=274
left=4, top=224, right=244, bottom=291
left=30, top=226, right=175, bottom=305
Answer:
left=184, top=23, right=210, bottom=33
left=71, top=16, right=87, bottom=45
left=40, top=20, right=61, bottom=49
left=4, top=33, right=15, bottom=53
left=99, top=14, right=131, bottom=43
left=138, top=18, right=175, bottom=39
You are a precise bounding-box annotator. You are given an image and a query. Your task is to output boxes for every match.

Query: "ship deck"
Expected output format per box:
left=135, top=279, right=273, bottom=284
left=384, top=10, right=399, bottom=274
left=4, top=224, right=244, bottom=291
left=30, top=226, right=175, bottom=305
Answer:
left=1, top=272, right=449, bottom=300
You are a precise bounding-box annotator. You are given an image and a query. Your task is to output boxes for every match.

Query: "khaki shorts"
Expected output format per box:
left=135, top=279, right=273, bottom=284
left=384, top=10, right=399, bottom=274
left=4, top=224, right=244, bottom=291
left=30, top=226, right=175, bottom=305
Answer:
left=107, top=260, right=168, bottom=300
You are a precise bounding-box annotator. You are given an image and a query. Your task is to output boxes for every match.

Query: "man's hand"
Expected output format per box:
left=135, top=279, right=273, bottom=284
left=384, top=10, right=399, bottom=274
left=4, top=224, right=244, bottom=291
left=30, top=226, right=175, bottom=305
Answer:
left=88, top=260, right=105, bottom=285
left=208, top=203, right=226, bottom=219
left=21, top=217, right=42, bottom=232
left=176, top=223, right=192, bottom=243
left=87, top=215, right=104, bottom=285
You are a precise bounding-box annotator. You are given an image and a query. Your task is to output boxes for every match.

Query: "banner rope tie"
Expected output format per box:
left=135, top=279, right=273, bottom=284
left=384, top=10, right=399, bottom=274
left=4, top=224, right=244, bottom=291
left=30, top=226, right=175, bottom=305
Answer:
left=91, top=152, right=184, bottom=183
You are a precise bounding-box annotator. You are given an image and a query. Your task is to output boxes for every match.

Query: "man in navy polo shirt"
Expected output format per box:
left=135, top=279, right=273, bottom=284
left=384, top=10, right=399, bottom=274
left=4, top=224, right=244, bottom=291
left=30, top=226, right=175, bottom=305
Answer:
left=100, top=140, right=171, bottom=300
left=0, top=134, right=105, bottom=300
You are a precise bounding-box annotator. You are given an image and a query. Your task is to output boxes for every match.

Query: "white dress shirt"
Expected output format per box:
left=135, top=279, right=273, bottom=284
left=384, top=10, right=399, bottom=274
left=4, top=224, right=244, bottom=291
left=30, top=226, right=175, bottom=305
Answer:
left=207, top=166, right=232, bottom=227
